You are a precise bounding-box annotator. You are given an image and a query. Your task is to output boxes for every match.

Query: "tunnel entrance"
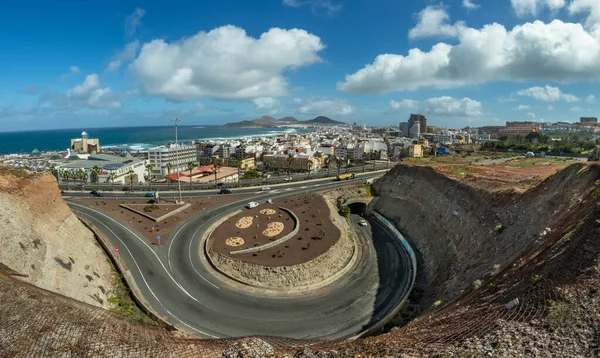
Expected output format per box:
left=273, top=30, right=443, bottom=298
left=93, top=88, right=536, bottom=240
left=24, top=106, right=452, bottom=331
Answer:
left=348, top=202, right=367, bottom=215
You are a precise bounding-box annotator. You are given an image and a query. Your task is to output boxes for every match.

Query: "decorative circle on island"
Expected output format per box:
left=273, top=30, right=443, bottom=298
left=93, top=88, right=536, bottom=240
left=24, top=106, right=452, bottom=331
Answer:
left=262, top=222, right=284, bottom=237
left=259, top=208, right=277, bottom=215
left=225, top=237, right=245, bottom=247
left=236, top=216, right=254, bottom=229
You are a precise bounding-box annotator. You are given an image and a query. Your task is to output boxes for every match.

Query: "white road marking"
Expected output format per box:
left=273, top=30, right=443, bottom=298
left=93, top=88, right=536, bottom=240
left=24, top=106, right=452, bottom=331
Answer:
left=72, top=209, right=217, bottom=338
left=285, top=188, right=293, bottom=191
left=69, top=203, right=205, bottom=301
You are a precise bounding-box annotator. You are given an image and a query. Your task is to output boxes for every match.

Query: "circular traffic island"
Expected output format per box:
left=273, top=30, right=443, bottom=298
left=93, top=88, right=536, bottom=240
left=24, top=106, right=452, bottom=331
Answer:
left=205, top=193, right=356, bottom=289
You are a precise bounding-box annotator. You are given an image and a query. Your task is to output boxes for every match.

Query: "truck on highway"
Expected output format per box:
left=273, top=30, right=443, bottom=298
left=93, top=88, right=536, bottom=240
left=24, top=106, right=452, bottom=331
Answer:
left=336, top=173, right=356, bottom=181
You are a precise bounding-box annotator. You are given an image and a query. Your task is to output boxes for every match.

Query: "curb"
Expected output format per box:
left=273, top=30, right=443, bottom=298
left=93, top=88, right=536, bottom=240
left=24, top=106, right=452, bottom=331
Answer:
left=202, top=199, right=359, bottom=295
left=77, top=218, right=175, bottom=330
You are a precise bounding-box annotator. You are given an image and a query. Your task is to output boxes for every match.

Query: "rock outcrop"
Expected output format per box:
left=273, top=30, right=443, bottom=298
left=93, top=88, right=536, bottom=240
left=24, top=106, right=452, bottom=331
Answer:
left=0, top=169, right=117, bottom=308
left=370, top=163, right=600, bottom=308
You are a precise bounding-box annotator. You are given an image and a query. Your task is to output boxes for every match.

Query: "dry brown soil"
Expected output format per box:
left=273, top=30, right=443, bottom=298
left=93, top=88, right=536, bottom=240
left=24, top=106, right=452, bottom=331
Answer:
left=404, top=154, right=581, bottom=192
left=120, top=203, right=187, bottom=219
left=75, top=194, right=251, bottom=245
left=208, top=193, right=340, bottom=267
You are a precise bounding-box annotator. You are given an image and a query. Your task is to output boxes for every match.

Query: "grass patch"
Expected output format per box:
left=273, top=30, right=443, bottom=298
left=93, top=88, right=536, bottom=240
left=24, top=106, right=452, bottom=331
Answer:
left=107, top=272, right=159, bottom=327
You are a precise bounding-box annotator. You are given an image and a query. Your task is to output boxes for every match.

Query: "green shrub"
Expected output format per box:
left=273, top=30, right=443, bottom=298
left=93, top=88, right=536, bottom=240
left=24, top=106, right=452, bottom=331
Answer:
left=143, top=205, right=159, bottom=213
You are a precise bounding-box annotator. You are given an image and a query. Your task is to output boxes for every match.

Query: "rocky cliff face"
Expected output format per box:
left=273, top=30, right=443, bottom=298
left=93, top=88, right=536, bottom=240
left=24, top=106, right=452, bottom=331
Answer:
left=370, top=163, right=600, bottom=308
left=0, top=169, right=117, bottom=308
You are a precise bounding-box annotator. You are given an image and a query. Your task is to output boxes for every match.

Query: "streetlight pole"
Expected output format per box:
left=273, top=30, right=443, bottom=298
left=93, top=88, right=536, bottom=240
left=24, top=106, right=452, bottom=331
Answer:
left=172, top=117, right=183, bottom=203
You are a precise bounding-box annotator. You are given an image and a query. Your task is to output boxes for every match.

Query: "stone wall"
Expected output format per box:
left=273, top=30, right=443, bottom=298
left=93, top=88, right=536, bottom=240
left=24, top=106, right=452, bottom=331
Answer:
left=207, top=192, right=356, bottom=289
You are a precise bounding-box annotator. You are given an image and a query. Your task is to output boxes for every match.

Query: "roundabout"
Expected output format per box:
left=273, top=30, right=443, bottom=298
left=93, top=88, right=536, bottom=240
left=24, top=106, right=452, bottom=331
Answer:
left=67, top=175, right=414, bottom=339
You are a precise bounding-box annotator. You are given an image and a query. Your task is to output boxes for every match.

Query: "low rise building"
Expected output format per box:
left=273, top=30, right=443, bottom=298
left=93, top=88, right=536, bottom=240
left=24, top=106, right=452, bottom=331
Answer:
left=70, top=131, right=100, bottom=154
left=56, top=153, right=147, bottom=185
left=408, top=144, right=423, bottom=158
left=147, top=143, right=197, bottom=179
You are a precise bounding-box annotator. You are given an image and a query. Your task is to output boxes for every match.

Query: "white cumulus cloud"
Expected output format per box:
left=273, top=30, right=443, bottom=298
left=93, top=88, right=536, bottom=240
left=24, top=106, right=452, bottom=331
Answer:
left=518, top=104, right=531, bottom=110
left=409, top=5, right=465, bottom=40
left=517, top=85, right=579, bottom=102
left=294, top=98, right=353, bottom=116
left=389, top=97, right=483, bottom=117
left=586, top=94, right=596, bottom=103
left=463, top=0, right=480, bottom=10
left=511, top=0, right=566, bottom=17
left=337, top=6, right=600, bottom=94
left=390, top=99, right=420, bottom=110
left=527, top=112, right=536, bottom=119
left=66, top=74, right=121, bottom=109
left=547, top=105, right=555, bottom=110
left=131, top=25, right=324, bottom=101
left=107, top=40, right=141, bottom=71
left=253, top=97, right=279, bottom=110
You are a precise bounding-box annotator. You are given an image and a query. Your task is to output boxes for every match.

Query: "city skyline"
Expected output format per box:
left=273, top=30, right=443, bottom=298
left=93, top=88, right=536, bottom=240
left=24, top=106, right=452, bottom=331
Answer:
left=1, top=0, right=600, bottom=131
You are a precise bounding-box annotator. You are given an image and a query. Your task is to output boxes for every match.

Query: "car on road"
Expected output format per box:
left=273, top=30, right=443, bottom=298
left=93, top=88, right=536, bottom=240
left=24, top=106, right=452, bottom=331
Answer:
left=218, top=189, right=232, bottom=194
left=246, top=201, right=260, bottom=209
left=358, top=219, right=368, bottom=227
left=283, top=177, right=292, bottom=181
left=144, top=192, right=155, bottom=197
left=90, top=190, right=103, bottom=197
left=525, top=151, right=536, bottom=158
left=260, top=187, right=271, bottom=191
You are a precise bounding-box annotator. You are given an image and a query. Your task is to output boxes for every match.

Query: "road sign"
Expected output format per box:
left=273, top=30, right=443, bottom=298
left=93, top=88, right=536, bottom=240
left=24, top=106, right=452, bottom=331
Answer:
left=157, top=235, right=161, bottom=240
left=115, top=248, right=120, bottom=253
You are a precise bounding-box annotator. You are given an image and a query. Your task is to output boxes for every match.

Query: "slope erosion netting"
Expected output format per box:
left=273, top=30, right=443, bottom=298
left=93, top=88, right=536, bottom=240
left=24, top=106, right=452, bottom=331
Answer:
left=0, top=164, right=599, bottom=357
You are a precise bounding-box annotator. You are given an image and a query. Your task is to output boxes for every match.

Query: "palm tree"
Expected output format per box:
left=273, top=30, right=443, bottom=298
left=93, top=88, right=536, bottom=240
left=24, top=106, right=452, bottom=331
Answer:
left=362, top=152, right=369, bottom=173
left=127, top=169, right=135, bottom=192
left=187, top=161, right=196, bottom=189
left=372, top=151, right=378, bottom=171
left=236, top=160, right=244, bottom=188
left=336, top=157, right=342, bottom=176
left=306, top=160, right=313, bottom=180
left=62, top=171, right=70, bottom=190
left=287, top=154, right=294, bottom=177
left=165, top=162, right=173, bottom=190
left=210, top=157, right=220, bottom=189
left=108, top=172, right=116, bottom=186
left=264, top=160, right=271, bottom=184
left=145, top=164, right=153, bottom=191
left=92, top=165, right=101, bottom=186
left=325, top=156, right=331, bottom=177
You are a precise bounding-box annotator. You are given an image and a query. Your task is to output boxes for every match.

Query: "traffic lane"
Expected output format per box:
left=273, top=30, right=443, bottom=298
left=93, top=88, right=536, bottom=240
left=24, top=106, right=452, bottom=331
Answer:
left=366, top=217, right=410, bottom=325
left=61, top=170, right=388, bottom=199
left=69, top=203, right=225, bottom=338
left=167, top=189, right=381, bottom=338
left=70, top=176, right=400, bottom=339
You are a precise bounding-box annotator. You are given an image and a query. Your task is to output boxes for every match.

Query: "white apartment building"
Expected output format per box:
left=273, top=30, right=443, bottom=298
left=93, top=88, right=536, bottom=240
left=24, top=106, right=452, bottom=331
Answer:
left=147, top=143, right=197, bottom=179
left=334, top=145, right=348, bottom=160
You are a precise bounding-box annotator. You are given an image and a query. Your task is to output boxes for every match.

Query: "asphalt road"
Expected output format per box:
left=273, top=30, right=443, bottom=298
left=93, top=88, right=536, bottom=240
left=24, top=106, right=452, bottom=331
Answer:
left=68, top=173, right=412, bottom=339
left=63, top=171, right=387, bottom=199
left=59, top=162, right=394, bottom=193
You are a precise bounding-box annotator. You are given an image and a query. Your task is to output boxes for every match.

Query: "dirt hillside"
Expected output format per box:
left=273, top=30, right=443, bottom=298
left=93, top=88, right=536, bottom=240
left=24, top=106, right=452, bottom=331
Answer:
left=0, top=168, right=117, bottom=308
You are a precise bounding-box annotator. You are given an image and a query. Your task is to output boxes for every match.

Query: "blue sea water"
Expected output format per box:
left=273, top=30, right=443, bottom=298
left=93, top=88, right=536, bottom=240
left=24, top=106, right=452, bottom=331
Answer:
left=0, top=126, right=312, bottom=154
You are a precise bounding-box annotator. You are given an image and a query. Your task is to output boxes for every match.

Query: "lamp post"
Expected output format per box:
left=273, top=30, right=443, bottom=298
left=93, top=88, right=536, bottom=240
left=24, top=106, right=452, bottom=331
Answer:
left=172, top=117, right=183, bottom=204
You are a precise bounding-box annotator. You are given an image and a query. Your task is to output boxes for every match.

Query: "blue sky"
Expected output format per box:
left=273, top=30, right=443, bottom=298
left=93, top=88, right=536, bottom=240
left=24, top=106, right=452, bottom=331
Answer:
left=0, top=0, right=599, bottom=132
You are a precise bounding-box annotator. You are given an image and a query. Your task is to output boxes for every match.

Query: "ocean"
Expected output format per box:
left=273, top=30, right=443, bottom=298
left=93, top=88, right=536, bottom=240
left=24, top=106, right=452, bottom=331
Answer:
left=0, top=126, right=313, bottom=154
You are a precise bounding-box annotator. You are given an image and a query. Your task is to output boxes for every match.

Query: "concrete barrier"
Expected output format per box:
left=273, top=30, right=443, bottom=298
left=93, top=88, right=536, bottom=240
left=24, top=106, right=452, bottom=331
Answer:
left=355, top=211, right=417, bottom=338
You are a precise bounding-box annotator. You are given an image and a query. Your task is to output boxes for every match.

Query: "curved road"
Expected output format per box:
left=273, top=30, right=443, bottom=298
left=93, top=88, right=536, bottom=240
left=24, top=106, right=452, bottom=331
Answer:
left=68, top=175, right=412, bottom=339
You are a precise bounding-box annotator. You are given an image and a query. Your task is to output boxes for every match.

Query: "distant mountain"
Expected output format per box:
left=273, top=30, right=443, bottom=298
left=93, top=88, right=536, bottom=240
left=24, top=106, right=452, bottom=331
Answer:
left=277, top=116, right=299, bottom=123
left=224, top=116, right=297, bottom=128
left=224, top=115, right=347, bottom=128
left=304, top=116, right=346, bottom=125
